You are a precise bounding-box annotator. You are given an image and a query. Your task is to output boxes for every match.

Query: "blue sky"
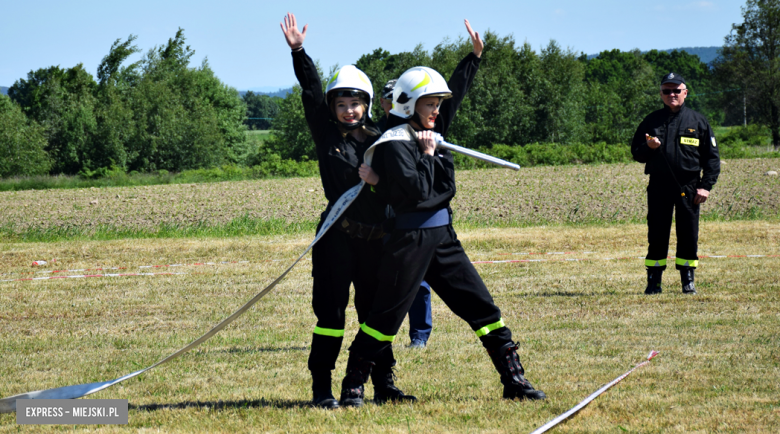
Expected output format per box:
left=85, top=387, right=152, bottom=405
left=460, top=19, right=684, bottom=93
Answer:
left=1, top=0, right=745, bottom=91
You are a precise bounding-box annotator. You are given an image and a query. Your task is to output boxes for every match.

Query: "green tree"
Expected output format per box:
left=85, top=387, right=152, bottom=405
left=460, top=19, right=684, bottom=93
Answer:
left=715, top=0, right=780, bottom=148
left=8, top=64, right=98, bottom=174
left=243, top=91, right=280, bottom=130
left=581, top=49, right=657, bottom=144
left=535, top=41, right=585, bottom=143
left=0, top=94, right=51, bottom=177
left=124, top=29, right=249, bottom=171
left=266, top=84, right=316, bottom=160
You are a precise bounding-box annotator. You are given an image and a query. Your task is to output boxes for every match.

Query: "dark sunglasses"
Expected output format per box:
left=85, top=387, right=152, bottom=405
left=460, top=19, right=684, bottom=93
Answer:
left=662, top=88, right=686, bottom=95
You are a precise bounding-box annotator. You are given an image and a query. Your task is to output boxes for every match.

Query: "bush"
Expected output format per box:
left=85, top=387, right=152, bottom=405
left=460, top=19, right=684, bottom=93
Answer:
left=453, top=142, right=634, bottom=169
left=718, top=124, right=771, bottom=147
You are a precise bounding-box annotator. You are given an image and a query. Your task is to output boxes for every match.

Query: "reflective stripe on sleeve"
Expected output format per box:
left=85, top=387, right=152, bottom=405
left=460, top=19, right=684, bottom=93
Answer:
left=475, top=318, right=506, bottom=337
left=360, top=323, right=396, bottom=342
left=313, top=327, right=345, bottom=337
left=645, top=259, right=667, bottom=267
left=675, top=258, right=699, bottom=268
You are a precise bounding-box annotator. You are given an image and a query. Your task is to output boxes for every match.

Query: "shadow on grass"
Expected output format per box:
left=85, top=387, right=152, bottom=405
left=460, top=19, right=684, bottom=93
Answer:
left=130, top=397, right=312, bottom=411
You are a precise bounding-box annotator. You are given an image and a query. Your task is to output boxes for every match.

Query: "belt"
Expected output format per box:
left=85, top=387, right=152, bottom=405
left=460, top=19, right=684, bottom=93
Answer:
left=337, top=217, right=386, bottom=241
left=395, top=209, right=451, bottom=229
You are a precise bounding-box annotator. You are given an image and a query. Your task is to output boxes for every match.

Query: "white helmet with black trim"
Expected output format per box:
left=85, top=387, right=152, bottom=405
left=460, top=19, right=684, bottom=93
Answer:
left=325, top=65, right=374, bottom=118
left=390, top=66, right=452, bottom=119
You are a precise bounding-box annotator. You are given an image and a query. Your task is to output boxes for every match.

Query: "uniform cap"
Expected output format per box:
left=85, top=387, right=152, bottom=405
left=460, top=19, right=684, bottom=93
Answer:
left=381, top=79, right=397, bottom=99
left=661, top=72, right=686, bottom=86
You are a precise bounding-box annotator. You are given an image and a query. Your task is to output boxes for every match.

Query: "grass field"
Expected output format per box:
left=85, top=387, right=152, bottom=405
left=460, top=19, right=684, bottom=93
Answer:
left=0, top=161, right=779, bottom=433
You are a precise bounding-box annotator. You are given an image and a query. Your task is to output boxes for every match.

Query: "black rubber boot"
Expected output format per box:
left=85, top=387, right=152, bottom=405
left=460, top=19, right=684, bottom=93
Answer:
left=371, top=363, right=417, bottom=405
left=339, top=356, right=374, bottom=408
left=311, top=370, right=339, bottom=409
left=487, top=342, right=546, bottom=401
left=681, top=268, right=696, bottom=294
left=644, top=268, right=663, bottom=294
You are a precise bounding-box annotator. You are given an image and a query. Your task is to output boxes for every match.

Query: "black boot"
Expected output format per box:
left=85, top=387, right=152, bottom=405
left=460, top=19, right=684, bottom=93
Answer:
left=488, top=342, right=546, bottom=401
left=372, top=364, right=417, bottom=405
left=339, top=356, right=374, bottom=408
left=311, top=370, right=339, bottom=409
left=644, top=268, right=663, bottom=294
left=681, top=268, right=696, bottom=294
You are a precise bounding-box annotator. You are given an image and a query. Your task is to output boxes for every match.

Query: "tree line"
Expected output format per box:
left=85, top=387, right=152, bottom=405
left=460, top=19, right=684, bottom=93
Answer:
left=1, top=0, right=778, bottom=179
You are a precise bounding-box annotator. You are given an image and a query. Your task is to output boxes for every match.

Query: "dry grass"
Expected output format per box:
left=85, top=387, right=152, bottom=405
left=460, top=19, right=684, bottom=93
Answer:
left=1, top=159, right=777, bottom=238
left=1, top=221, right=779, bottom=433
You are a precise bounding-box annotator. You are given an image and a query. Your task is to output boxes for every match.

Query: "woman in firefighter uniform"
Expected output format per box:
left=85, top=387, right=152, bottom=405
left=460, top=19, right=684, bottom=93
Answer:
left=338, top=20, right=546, bottom=407
left=280, top=13, right=413, bottom=409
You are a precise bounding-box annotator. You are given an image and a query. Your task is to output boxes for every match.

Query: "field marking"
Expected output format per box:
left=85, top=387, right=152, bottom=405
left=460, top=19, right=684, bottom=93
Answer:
left=2, top=254, right=779, bottom=282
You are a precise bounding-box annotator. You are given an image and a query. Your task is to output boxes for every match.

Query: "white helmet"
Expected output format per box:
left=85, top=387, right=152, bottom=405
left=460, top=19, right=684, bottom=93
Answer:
left=325, top=65, right=374, bottom=118
left=390, top=66, right=451, bottom=119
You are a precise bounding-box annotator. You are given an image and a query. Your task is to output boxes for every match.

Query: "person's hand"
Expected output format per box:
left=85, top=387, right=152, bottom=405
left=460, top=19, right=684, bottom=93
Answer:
left=465, top=19, right=483, bottom=58
left=358, top=164, right=379, bottom=185
left=645, top=133, right=661, bottom=150
left=694, top=188, right=709, bottom=205
left=417, top=131, right=436, bottom=156
left=280, top=12, right=307, bottom=50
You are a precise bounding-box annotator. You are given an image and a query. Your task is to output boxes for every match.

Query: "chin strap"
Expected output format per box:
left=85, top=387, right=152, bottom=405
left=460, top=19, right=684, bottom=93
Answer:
left=335, top=110, right=367, bottom=131
left=410, top=113, right=434, bottom=131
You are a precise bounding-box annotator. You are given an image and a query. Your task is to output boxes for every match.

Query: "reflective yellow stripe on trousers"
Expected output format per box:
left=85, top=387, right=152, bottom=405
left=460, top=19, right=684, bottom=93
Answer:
left=475, top=318, right=505, bottom=337
left=360, top=323, right=396, bottom=342
left=313, top=327, right=345, bottom=338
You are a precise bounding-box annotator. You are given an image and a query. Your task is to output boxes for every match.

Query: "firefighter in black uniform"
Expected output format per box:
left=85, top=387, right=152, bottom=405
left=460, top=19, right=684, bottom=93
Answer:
left=280, top=13, right=413, bottom=409
left=337, top=20, right=546, bottom=407
left=631, top=72, right=721, bottom=295
left=378, top=78, right=434, bottom=349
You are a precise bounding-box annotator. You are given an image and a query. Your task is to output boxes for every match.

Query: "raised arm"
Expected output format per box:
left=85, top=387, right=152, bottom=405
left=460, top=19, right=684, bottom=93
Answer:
left=281, top=13, right=329, bottom=144
left=436, top=19, right=483, bottom=136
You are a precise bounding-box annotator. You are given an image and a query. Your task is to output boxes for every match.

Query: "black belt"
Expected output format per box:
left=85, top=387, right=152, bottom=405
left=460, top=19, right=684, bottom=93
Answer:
left=337, top=218, right=386, bottom=241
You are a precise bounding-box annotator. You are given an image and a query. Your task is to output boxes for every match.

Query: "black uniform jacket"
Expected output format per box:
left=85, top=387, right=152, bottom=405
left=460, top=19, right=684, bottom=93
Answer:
left=292, top=48, right=387, bottom=225
left=631, top=104, right=721, bottom=191
left=374, top=53, right=481, bottom=215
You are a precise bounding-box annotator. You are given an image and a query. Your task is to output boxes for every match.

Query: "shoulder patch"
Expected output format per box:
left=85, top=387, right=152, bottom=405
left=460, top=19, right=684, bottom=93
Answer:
left=711, top=137, right=717, bottom=147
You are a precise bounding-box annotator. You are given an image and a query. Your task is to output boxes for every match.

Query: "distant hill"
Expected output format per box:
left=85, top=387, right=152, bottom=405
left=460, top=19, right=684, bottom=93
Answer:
left=587, top=46, right=721, bottom=65
left=239, top=87, right=292, bottom=98
left=1, top=86, right=8, bottom=96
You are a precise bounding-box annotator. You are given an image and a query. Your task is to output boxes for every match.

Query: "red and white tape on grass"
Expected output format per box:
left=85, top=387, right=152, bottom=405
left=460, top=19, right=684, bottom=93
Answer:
left=530, top=351, right=660, bottom=434
left=472, top=254, right=780, bottom=265
left=2, top=253, right=778, bottom=281
left=1, top=272, right=187, bottom=282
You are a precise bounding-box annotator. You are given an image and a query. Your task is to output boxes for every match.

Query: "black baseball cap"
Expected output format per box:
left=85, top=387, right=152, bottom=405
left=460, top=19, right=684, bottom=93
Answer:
left=381, top=79, right=397, bottom=99
left=661, top=72, right=686, bottom=85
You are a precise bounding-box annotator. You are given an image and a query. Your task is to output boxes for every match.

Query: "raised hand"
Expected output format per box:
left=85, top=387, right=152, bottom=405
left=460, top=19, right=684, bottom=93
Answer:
left=280, top=12, right=307, bottom=50
left=464, top=19, right=483, bottom=58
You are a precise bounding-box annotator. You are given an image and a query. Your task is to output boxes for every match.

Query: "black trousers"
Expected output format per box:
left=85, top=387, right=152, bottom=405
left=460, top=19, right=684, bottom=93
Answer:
left=646, top=175, right=700, bottom=270
left=308, top=225, right=393, bottom=371
left=349, top=224, right=512, bottom=360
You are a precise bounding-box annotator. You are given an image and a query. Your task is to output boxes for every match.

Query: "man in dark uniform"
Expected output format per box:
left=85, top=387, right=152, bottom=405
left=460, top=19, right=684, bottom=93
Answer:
left=631, top=72, right=721, bottom=295
left=375, top=79, right=396, bottom=133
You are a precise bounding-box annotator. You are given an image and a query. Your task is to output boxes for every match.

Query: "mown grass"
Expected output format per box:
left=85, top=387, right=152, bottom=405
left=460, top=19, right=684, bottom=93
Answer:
left=1, top=222, right=778, bottom=432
